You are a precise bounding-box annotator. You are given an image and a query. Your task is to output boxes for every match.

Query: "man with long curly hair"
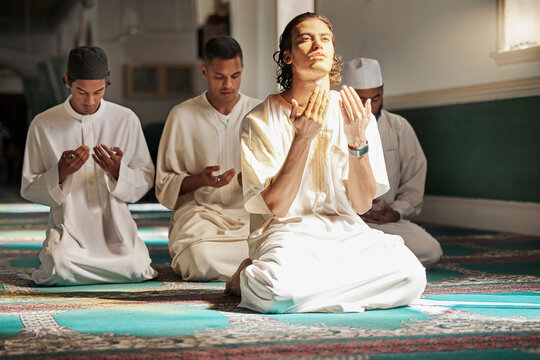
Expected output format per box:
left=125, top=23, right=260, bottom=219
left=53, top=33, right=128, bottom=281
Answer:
left=225, top=13, right=426, bottom=313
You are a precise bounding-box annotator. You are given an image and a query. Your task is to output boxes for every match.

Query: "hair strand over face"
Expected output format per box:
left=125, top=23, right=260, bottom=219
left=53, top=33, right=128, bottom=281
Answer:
left=274, top=12, right=342, bottom=90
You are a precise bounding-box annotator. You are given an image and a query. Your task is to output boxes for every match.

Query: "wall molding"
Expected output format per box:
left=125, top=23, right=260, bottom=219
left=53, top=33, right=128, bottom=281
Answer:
left=416, top=195, right=540, bottom=237
left=385, top=76, right=540, bottom=110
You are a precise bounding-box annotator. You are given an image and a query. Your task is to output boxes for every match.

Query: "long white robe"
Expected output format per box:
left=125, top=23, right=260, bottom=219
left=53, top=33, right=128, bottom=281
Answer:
left=367, top=110, right=442, bottom=268
left=155, top=92, right=261, bottom=281
left=21, top=97, right=157, bottom=286
left=238, top=92, right=426, bottom=313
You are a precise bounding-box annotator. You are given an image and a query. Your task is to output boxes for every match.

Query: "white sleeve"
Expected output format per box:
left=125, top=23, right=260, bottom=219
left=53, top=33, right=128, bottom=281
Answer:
left=154, top=108, right=191, bottom=210
left=366, top=114, right=390, bottom=199
left=391, top=120, right=427, bottom=218
left=20, top=122, right=72, bottom=207
left=106, top=114, right=154, bottom=203
left=240, top=103, right=288, bottom=214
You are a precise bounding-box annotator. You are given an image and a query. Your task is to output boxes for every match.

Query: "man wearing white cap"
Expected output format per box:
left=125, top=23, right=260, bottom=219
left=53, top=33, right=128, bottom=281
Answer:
left=341, top=57, right=442, bottom=269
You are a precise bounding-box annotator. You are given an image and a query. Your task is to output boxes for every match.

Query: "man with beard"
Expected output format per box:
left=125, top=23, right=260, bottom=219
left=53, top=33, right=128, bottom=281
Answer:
left=342, top=58, right=442, bottom=269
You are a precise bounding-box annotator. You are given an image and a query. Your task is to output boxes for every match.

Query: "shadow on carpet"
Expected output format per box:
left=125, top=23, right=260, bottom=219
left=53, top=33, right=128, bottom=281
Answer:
left=0, top=203, right=539, bottom=359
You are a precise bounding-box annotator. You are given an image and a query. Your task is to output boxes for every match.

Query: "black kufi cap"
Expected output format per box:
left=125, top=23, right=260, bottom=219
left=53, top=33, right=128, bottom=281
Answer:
left=67, top=46, right=109, bottom=80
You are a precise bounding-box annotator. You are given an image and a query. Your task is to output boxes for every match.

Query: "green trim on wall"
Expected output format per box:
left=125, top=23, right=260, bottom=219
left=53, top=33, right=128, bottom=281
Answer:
left=394, top=96, right=540, bottom=202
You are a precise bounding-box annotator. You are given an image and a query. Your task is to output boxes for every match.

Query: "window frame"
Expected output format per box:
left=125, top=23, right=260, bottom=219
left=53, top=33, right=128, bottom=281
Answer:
left=491, top=0, right=540, bottom=66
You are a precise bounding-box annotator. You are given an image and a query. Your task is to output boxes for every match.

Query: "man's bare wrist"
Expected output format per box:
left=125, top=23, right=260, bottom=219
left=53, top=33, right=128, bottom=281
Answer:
left=348, top=139, right=367, bottom=150
left=58, top=169, right=66, bottom=184
left=293, top=134, right=313, bottom=147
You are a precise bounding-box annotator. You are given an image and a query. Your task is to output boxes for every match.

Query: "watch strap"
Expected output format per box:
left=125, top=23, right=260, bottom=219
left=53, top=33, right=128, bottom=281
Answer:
left=348, top=143, right=369, bottom=157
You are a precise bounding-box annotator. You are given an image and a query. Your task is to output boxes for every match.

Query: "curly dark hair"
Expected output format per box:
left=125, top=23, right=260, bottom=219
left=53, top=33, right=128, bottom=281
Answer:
left=274, top=12, right=342, bottom=91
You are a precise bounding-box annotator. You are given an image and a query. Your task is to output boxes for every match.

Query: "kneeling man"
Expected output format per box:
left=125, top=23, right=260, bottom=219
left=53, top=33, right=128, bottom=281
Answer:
left=155, top=36, right=260, bottom=281
left=21, top=46, right=157, bottom=285
left=226, top=13, right=426, bottom=313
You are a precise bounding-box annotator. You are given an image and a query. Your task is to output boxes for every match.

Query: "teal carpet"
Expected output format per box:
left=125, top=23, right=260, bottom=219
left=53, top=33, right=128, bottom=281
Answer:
left=0, top=204, right=539, bottom=359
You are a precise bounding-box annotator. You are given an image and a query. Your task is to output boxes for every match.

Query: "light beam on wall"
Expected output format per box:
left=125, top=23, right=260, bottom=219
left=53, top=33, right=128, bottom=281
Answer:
left=504, top=0, right=540, bottom=50
left=491, top=0, right=540, bottom=65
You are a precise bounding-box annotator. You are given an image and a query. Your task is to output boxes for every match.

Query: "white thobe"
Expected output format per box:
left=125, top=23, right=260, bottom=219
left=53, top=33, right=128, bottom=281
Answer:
left=155, top=92, right=261, bottom=281
left=367, top=110, right=442, bottom=268
left=238, top=92, right=426, bottom=313
left=21, top=97, right=157, bottom=286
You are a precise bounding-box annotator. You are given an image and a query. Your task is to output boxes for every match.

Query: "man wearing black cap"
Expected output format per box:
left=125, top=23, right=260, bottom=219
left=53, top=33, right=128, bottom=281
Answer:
left=21, top=46, right=157, bottom=285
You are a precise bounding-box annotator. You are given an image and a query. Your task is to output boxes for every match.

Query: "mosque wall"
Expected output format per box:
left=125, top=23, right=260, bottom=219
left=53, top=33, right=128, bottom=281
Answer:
left=396, top=96, right=540, bottom=203
left=2, top=0, right=537, bottom=233
left=94, top=0, right=206, bottom=127
left=91, top=0, right=539, bottom=234
left=317, top=0, right=540, bottom=99
left=230, top=0, right=278, bottom=101
left=317, top=0, right=540, bottom=235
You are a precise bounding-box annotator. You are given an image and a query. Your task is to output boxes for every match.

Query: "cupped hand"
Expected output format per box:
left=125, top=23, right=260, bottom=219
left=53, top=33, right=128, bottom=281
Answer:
left=291, top=87, right=330, bottom=142
left=360, top=206, right=400, bottom=224
left=58, top=145, right=90, bottom=183
left=92, top=144, right=123, bottom=180
left=199, top=166, right=237, bottom=188
left=339, top=85, right=372, bottom=149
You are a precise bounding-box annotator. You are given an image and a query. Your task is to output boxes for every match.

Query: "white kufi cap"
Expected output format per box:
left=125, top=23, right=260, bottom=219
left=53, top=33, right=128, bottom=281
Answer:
left=341, top=57, right=383, bottom=90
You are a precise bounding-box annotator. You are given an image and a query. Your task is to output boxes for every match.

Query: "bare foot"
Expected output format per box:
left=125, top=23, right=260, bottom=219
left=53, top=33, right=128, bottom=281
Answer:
left=225, top=258, right=252, bottom=296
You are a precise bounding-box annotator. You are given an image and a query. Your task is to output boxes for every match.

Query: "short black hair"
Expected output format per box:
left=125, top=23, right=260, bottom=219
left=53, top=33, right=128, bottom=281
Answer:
left=63, top=75, right=111, bottom=87
left=203, top=36, right=243, bottom=64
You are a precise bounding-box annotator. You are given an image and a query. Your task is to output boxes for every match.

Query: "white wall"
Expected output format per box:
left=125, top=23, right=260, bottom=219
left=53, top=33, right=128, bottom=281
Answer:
left=316, top=0, right=540, bottom=235
left=4, top=1, right=539, bottom=112
left=316, top=0, right=540, bottom=97
left=94, top=0, right=206, bottom=126
left=231, top=0, right=278, bottom=100
left=276, top=0, right=315, bottom=40
left=231, top=0, right=315, bottom=100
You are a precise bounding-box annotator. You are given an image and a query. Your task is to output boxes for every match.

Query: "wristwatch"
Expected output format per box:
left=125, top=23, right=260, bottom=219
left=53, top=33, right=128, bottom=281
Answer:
left=348, top=143, right=369, bottom=157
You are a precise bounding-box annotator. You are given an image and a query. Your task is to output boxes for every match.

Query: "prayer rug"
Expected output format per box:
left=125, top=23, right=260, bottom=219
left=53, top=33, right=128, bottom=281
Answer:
left=0, top=203, right=539, bottom=359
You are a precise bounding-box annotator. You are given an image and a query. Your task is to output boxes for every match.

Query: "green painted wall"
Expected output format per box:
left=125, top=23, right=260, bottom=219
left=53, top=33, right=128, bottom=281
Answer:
left=394, top=96, right=540, bottom=203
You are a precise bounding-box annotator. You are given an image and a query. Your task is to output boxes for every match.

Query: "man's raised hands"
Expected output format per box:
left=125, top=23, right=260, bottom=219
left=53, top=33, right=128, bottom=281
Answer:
left=340, top=85, right=372, bottom=149
left=290, top=87, right=329, bottom=142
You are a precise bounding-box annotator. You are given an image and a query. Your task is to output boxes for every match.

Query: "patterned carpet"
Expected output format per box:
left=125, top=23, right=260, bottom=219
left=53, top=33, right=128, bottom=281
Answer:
left=1, top=203, right=539, bottom=359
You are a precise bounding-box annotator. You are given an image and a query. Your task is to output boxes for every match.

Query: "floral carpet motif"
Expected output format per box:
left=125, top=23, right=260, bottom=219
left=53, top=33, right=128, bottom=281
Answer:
left=0, top=204, right=539, bottom=359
